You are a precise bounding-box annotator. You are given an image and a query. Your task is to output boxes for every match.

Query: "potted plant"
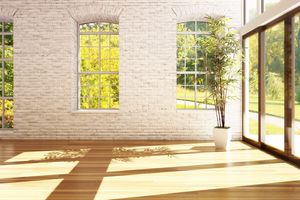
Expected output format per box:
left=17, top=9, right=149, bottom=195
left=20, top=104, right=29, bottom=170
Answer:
left=199, top=16, right=240, bottom=150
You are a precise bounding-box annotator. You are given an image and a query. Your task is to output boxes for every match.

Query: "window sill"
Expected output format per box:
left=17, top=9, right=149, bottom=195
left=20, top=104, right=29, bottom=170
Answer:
left=72, top=109, right=119, bottom=114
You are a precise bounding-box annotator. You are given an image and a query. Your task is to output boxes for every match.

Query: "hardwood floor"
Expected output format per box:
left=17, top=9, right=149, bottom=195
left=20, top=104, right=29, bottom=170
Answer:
left=0, top=140, right=299, bottom=200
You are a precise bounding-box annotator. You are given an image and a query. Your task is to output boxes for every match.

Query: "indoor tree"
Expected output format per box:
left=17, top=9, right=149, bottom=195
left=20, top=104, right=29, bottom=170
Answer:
left=199, top=16, right=240, bottom=128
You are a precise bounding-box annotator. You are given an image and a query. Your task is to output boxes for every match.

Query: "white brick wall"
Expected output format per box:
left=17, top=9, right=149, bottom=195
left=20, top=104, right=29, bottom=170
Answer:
left=0, top=0, right=242, bottom=140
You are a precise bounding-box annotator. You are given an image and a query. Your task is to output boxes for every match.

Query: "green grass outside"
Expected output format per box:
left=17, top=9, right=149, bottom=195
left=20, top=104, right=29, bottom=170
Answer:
left=249, top=95, right=300, bottom=121
left=248, top=119, right=300, bottom=135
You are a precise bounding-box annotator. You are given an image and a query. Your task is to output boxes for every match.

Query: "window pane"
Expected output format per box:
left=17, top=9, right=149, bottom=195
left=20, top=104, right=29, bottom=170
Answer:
left=80, top=35, right=90, bottom=47
left=4, top=99, right=13, bottom=128
left=265, top=22, right=285, bottom=150
left=264, top=0, right=281, bottom=11
left=244, top=34, right=259, bottom=141
left=4, top=22, right=13, bottom=32
left=245, top=0, right=259, bottom=23
left=80, top=59, right=99, bottom=72
left=196, top=22, right=208, bottom=32
left=4, top=35, right=13, bottom=59
left=80, top=23, right=99, bottom=33
left=100, top=35, right=110, bottom=47
left=294, top=14, right=300, bottom=157
left=4, top=62, right=13, bottom=97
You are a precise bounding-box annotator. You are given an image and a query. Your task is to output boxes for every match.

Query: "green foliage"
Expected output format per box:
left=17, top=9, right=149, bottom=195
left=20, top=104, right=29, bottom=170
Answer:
left=79, top=23, right=119, bottom=109
left=198, top=16, right=240, bottom=128
left=266, top=72, right=284, bottom=100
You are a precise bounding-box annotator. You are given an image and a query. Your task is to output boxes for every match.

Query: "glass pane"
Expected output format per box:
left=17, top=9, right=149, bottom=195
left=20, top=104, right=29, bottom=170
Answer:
left=80, top=47, right=89, bottom=59
left=100, top=97, right=109, bottom=109
left=294, top=14, right=300, bottom=157
left=245, top=0, right=259, bottom=23
left=80, top=98, right=89, bottom=109
left=185, top=74, right=195, bottom=86
left=110, top=48, right=119, bottom=59
left=265, top=22, right=285, bottom=150
left=80, top=35, right=90, bottom=47
left=4, top=35, right=13, bottom=59
left=90, top=47, right=99, bottom=59
left=0, top=99, right=2, bottom=128
left=244, top=34, right=259, bottom=141
left=186, top=35, right=196, bottom=47
left=177, top=74, right=184, bottom=86
left=4, top=99, right=13, bottom=128
left=99, top=23, right=110, bottom=32
left=186, top=46, right=196, bottom=58
left=0, top=36, right=2, bottom=58
left=177, top=22, right=195, bottom=32
left=177, top=35, right=185, bottom=47
left=4, top=62, right=13, bottom=97
left=101, top=47, right=109, bottom=59
left=110, top=24, right=119, bottom=33
left=110, top=85, right=119, bottom=108
left=196, top=86, right=207, bottom=109
left=80, top=23, right=99, bottom=33
left=177, top=59, right=185, bottom=71
left=4, top=22, right=13, bottom=32
left=186, top=59, right=195, bottom=71
left=80, top=59, right=99, bottom=72
left=264, top=0, right=281, bottom=11
left=89, top=98, right=100, bottom=109
left=177, top=47, right=185, bottom=59
left=110, top=35, right=119, bottom=47
left=90, top=35, right=99, bottom=47
left=100, top=35, right=110, bottom=47
left=185, top=21, right=195, bottom=32
left=196, top=22, right=208, bottom=32
left=185, top=86, right=196, bottom=109
left=100, top=59, right=110, bottom=72
left=0, top=63, right=2, bottom=96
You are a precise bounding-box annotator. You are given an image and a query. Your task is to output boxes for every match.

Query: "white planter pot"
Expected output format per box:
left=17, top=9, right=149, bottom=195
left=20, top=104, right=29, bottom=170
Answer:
left=213, top=127, right=232, bottom=150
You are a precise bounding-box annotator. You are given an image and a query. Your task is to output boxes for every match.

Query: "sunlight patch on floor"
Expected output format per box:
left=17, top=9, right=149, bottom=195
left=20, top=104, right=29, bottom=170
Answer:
left=0, top=179, right=63, bottom=200
left=0, top=161, right=78, bottom=180
left=108, top=147, right=274, bottom=172
left=5, top=149, right=90, bottom=163
left=96, top=163, right=300, bottom=200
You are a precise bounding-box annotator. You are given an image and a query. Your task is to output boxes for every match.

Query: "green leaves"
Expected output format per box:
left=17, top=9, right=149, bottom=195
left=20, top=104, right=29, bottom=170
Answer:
left=198, top=16, right=241, bottom=127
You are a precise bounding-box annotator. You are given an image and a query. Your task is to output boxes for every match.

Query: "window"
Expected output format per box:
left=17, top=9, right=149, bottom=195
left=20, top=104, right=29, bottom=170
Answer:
left=79, top=22, right=119, bottom=110
left=245, top=0, right=260, bottom=23
left=244, top=33, right=259, bottom=141
left=0, top=22, right=13, bottom=128
left=264, top=0, right=281, bottom=11
left=176, top=21, right=212, bottom=109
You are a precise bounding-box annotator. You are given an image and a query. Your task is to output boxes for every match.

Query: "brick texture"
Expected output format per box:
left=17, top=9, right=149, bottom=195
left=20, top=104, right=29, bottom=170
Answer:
left=0, top=0, right=242, bottom=140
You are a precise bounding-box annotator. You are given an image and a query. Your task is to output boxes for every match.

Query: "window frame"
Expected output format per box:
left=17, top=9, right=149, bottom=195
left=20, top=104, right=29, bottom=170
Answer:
left=77, top=22, right=120, bottom=110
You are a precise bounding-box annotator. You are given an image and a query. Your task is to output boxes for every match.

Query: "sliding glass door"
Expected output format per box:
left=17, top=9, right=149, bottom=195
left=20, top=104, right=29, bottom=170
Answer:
left=264, top=22, right=285, bottom=151
left=244, top=34, right=259, bottom=142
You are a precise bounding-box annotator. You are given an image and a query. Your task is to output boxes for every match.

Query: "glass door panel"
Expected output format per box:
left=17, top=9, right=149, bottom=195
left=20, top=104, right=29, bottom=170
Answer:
left=264, top=22, right=285, bottom=151
left=244, top=34, right=259, bottom=141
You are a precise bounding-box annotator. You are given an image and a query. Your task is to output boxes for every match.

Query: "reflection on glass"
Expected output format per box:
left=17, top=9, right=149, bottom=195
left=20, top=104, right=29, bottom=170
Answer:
left=264, top=0, right=281, bottom=11
left=265, top=22, right=285, bottom=150
left=294, top=14, right=300, bottom=157
left=244, top=34, right=259, bottom=141
left=245, top=0, right=259, bottom=23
